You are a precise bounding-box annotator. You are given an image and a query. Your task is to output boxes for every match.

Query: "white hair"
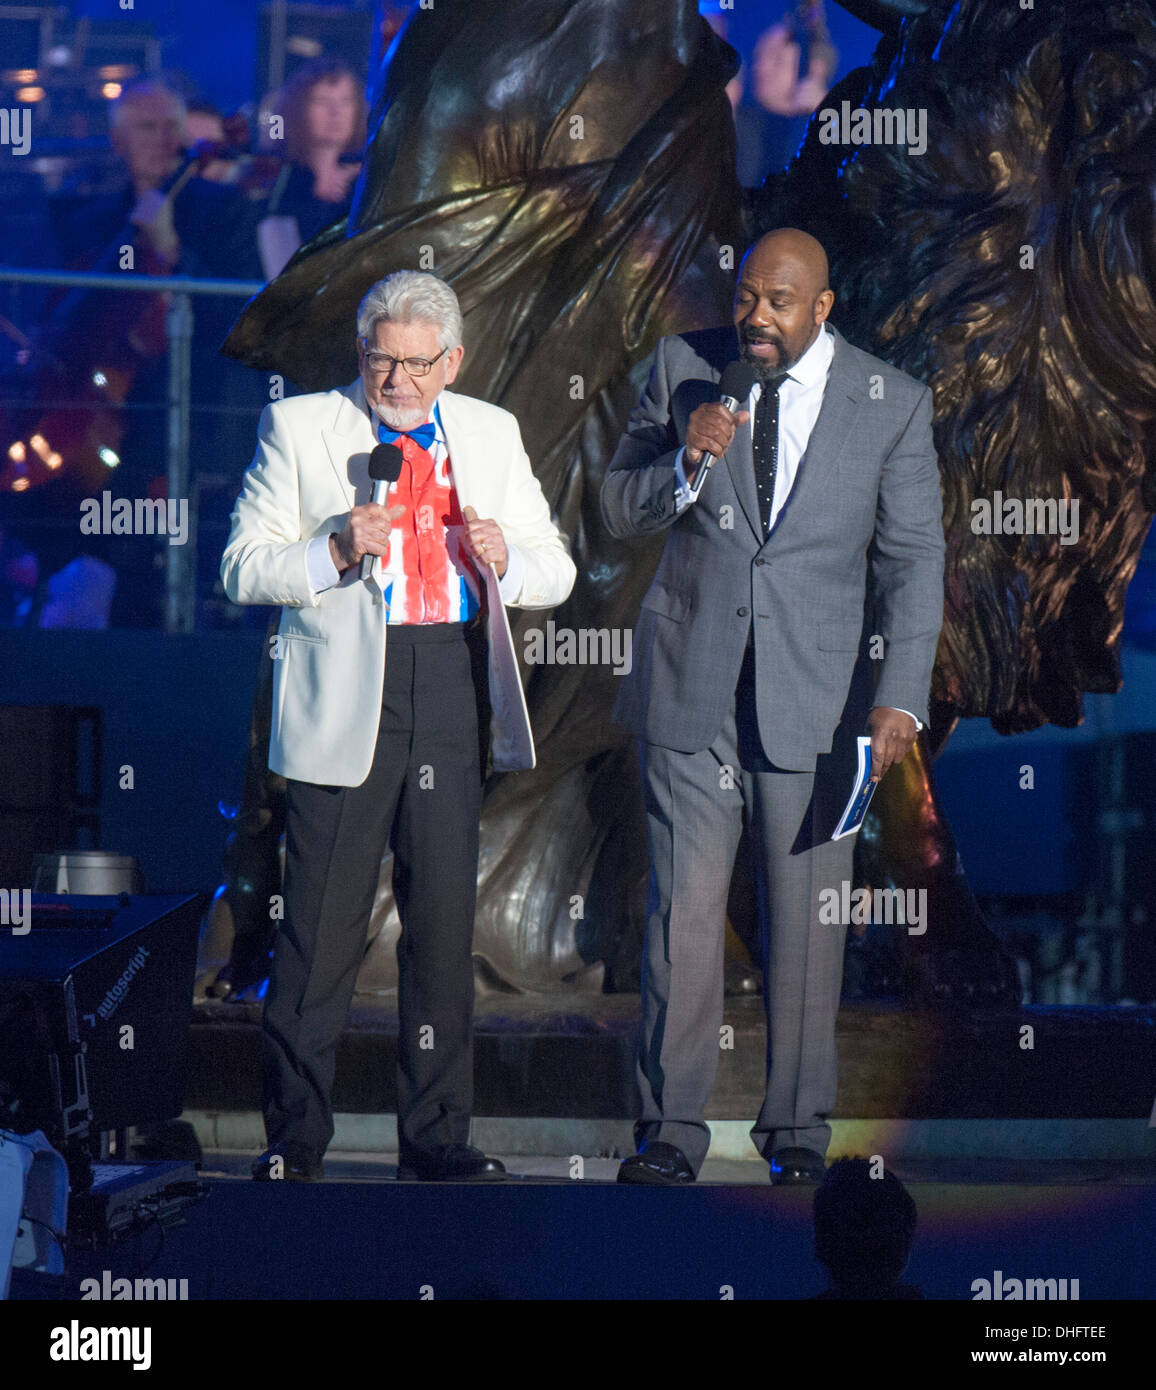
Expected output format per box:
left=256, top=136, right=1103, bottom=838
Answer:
left=356, top=271, right=463, bottom=350
left=110, top=80, right=186, bottom=132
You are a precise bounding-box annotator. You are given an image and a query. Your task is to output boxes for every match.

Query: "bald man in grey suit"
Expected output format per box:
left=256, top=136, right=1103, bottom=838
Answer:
left=601, top=229, right=945, bottom=1185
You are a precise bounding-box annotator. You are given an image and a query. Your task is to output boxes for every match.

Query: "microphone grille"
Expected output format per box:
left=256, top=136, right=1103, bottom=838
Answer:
left=368, top=442, right=404, bottom=483
left=719, top=360, right=757, bottom=403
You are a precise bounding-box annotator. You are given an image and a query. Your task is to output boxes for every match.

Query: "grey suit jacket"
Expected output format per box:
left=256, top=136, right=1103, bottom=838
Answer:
left=600, top=323, right=945, bottom=771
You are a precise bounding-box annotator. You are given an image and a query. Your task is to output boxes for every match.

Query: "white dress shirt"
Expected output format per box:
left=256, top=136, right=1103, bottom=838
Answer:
left=673, top=327, right=922, bottom=732
left=673, top=323, right=834, bottom=525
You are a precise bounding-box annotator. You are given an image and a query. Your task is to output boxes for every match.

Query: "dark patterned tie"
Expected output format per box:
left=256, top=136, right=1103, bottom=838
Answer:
left=752, top=373, right=788, bottom=538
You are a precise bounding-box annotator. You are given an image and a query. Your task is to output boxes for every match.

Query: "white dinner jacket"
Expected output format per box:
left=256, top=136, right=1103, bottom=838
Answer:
left=221, top=380, right=576, bottom=787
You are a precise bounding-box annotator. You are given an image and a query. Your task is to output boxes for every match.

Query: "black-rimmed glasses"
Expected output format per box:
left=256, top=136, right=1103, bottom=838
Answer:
left=361, top=344, right=448, bottom=377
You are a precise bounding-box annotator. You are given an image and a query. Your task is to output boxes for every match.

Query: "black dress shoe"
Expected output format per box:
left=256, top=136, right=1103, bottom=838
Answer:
left=251, top=1144, right=323, bottom=1182
left=617, top=1141, right=696, bottom=1185
left=397, top=1142, right=507, bottom=1182
left=768, top=1146, right=826, bottom=1185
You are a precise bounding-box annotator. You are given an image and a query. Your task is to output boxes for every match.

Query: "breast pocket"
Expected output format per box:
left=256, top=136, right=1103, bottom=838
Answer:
left=278, top=609, right=329, bottom=645
left=640, top=582, right=691, bottom=623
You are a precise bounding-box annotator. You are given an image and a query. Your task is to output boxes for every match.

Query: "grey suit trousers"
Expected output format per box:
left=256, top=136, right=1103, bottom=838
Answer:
left=634, top=658, right=856, bottom=1173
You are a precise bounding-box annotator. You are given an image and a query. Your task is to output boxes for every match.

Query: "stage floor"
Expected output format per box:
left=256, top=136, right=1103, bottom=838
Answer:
left=198, top=1150, right=1156, bottom=1187
left=14, top=1158, right=1156, bottom=1302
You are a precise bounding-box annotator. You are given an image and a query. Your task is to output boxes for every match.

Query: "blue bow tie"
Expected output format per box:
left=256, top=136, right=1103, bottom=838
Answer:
left=378, top=421, right=437, bottom=450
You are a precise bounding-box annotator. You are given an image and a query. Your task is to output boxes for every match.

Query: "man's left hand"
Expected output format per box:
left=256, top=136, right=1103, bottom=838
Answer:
left=866, top=707, right=918, bottom=783
left=462, top=505, right=508, bottom=577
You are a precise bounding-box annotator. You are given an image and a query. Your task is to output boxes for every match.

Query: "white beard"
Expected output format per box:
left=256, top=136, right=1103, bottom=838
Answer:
left=371, top=399, right=428, bottom=432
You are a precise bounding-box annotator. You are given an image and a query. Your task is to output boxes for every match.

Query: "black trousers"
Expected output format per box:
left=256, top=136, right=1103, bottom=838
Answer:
left=261, top=622, right=482, bottom=1163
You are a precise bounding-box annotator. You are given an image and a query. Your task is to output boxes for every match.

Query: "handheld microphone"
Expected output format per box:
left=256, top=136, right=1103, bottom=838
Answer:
left=687, top=359, right=758, bottom=498
left=360, top=442, right=404, bottom=580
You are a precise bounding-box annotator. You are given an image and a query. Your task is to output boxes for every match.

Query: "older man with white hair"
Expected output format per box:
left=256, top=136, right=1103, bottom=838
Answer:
left=222, top=271, right=575, bottom=1182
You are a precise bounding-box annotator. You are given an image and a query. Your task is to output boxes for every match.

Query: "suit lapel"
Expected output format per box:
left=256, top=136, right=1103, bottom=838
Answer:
left=322, top=380, right=377, bottom=509
left=435, top=392, right=477, bottom=511
left=761, top=326, right=863, bottom=550
left=689, top=327, right=764, bottom=543
left=723, top=408, right=764, bottom=544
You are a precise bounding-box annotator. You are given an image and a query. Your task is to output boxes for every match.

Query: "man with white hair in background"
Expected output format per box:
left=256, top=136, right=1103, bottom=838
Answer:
left=222, top=271, right=575, bottom=1183
left=54, top=80, right=188, bottom=269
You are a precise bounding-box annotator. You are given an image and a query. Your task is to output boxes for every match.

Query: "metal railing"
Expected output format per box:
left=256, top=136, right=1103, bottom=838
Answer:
left=0, top=266, right=265, bottom=632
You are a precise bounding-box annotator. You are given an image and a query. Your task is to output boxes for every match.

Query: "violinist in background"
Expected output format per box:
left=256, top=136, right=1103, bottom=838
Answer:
left=182, top=100, right=235, bottom=184
left=16, top=65, right=365, bottom=627
left=254, top=57, right=366, bottom=279
left=55, top=80, right=187, bottom=269
left=33, top=79, right=269, bottom=627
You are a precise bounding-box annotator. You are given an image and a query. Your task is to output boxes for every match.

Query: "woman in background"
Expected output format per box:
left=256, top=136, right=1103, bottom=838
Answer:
left=256, top=57, right=367, bottom=277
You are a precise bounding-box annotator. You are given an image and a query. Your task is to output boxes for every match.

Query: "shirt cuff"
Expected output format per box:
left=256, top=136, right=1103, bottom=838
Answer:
left=875, top=705, right=923, bottom=733
left=496, top=543, right=525, bottom=604
left=306, top=533, right=342, bottom=595
left=672, top=447, right=697, bottom=513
